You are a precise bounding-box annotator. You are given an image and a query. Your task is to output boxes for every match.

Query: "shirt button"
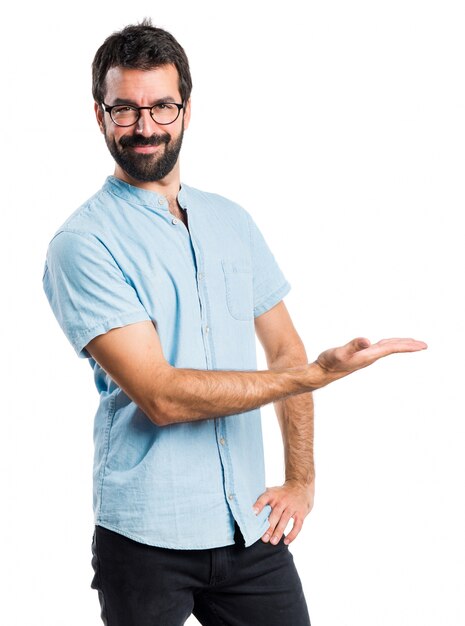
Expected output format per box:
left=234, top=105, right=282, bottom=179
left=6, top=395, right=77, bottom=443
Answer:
left=219, top=437, right=225, bottom=446
left=198, top=272, right=204, bottom=280
left=205, top=325, right=210, bottom=334
left=158, top=197, right=165, bottom=205
left=172, top=218, right=179, bottom=225
left=228, top=493, right=234, bottom=500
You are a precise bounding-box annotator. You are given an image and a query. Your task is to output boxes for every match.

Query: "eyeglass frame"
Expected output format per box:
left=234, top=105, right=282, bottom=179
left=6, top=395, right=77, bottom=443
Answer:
left=102, top=101, right=185, bottom=127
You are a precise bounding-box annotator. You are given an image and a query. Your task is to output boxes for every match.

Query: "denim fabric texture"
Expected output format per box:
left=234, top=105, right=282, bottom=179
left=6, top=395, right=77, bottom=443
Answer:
left=91, top=524, right=311, bottom=626
left=43, top=176, right=291, bottom=549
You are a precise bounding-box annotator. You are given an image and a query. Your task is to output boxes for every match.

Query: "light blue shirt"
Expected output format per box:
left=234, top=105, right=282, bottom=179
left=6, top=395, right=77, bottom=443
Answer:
left=43, top=176, right=291, bottom=549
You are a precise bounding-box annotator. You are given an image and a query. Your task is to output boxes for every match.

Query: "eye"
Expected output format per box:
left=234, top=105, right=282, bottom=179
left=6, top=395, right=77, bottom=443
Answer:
left=112, top=105, right=137, bottom=116
left=154, top=103, right=176, bottom=111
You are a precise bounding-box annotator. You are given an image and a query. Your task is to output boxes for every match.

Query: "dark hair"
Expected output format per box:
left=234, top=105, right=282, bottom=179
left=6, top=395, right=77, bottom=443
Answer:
left=92, top=18, right=192, bottom=104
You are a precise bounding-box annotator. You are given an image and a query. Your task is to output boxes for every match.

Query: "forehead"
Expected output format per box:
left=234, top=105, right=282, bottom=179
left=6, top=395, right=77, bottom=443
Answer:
left=104, top=64, right=181, bottom=103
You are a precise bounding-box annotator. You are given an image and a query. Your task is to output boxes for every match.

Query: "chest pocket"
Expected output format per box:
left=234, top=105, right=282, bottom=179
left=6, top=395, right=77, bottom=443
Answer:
left=221, top=259, right=254, bottom=321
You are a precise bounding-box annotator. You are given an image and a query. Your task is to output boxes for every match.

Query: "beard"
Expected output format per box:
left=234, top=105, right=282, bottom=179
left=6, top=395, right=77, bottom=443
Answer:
left=104, top=120, right=184, bottom=182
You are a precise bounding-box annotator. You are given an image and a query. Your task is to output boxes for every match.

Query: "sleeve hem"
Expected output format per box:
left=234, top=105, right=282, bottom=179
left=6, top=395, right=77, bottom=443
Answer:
left=253, top=281, right=291, bottom=318
left=72, top=309, right=152, bottom=359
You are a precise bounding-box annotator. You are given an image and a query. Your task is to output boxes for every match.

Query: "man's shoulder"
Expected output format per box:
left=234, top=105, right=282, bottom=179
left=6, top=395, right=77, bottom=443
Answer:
left=181, top=183, right=250, bottom=219
left=43, top=182, right=117, bottom=277
left=48, top=180, right=116, bottom=243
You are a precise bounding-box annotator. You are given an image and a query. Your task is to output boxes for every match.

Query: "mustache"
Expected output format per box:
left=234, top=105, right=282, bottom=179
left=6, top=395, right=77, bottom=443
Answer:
left=119, top=134, right=170, bottom=148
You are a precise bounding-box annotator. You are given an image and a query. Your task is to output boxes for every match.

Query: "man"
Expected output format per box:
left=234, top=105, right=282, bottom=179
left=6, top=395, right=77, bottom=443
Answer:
left=42, top=19, right=426, bottom=626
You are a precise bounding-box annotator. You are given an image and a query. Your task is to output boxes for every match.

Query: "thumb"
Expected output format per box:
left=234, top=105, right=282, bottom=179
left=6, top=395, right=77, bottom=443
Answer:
left=348, top=337, right=371, bottom=354
left=252, top=491, right=271, bottom=515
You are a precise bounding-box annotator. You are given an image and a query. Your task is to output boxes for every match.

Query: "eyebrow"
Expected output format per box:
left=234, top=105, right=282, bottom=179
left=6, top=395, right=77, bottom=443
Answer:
left=110, top=96, right=180, bottom=106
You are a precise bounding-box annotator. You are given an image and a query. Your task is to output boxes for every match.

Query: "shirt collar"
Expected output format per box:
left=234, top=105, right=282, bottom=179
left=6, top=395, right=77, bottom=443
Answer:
left=104, top=176, right=189, bottom=212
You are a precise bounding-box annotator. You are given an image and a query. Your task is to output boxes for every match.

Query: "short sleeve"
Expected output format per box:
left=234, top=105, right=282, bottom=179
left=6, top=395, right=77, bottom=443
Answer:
left=42, top=230, right=151, bottom=359
left=246, top=213, right=292, bottom=317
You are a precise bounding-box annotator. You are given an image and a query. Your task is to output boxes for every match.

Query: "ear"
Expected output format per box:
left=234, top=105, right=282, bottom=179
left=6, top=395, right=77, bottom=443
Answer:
left=94, top=102, right=105, bottom=134
left=183, top=98, right=192, bottom=131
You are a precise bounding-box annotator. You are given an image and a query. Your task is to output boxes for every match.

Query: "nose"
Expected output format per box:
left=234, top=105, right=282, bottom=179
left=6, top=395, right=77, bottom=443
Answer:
left=134, top=108, right=157, bottom=135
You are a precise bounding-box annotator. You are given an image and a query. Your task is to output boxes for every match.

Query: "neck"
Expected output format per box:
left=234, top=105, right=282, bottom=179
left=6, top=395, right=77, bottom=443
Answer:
left=114, top=162, right=181, bottom=204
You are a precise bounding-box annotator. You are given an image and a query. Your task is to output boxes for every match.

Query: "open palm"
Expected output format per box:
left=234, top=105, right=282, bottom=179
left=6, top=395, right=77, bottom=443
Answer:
left=316, top=337, right=427, bottom=381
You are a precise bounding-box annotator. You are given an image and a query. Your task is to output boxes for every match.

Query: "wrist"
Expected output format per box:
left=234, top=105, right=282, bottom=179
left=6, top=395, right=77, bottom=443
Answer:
left=284, top=476, right=315, bottom=491
left=301, top=361, right=332, bottom=391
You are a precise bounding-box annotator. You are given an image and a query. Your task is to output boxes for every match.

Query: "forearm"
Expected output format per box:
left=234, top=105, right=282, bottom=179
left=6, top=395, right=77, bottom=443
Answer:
left=269, top=350, right=315, bottom=487
left=151, top=362, right=324, bottom=426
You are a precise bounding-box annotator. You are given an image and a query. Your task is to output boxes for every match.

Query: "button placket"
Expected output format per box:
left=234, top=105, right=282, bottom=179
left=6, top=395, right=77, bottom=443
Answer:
left=175, top=207, right=212, bottom=370
left=181, top=209, right=240, bottom=522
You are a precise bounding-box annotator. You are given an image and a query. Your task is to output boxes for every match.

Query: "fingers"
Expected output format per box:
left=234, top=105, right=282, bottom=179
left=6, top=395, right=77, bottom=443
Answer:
left=264, top=511, right=305, bottom=546
left=256, top=484, right=313, bottom=546
left=375, top=338, right=428, bottom=352
left=284, top=516, right=304, bottom=545
left=343, top=337, right=427, bottom=359
left=362, top=338, right=428, bottom=362
left=262, top=506, right=291, bottom=545
left=345, top=337, right=426, bottom=365
left=255, top=488, right=292, bottom=544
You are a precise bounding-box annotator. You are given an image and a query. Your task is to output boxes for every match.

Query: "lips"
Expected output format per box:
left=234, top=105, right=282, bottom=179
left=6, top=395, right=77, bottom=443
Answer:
left=130, top=145, right=161, bottom=153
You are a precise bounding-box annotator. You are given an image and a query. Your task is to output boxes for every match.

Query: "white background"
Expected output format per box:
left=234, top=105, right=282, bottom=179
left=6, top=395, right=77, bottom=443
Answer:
left=2, top=1, right=464, bottom=624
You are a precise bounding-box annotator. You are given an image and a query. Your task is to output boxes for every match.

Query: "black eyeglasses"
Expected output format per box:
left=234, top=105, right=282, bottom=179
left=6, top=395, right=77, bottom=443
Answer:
left=102, top=102, right=184, bottom=127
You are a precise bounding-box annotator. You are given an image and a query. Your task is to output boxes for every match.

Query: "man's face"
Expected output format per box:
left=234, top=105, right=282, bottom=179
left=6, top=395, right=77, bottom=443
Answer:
left=95, top=64, right=190, bottom=184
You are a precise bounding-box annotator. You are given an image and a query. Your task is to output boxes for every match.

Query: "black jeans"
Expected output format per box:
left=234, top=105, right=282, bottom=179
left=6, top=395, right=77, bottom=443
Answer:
left=91, top=524, right=311, bottom=626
